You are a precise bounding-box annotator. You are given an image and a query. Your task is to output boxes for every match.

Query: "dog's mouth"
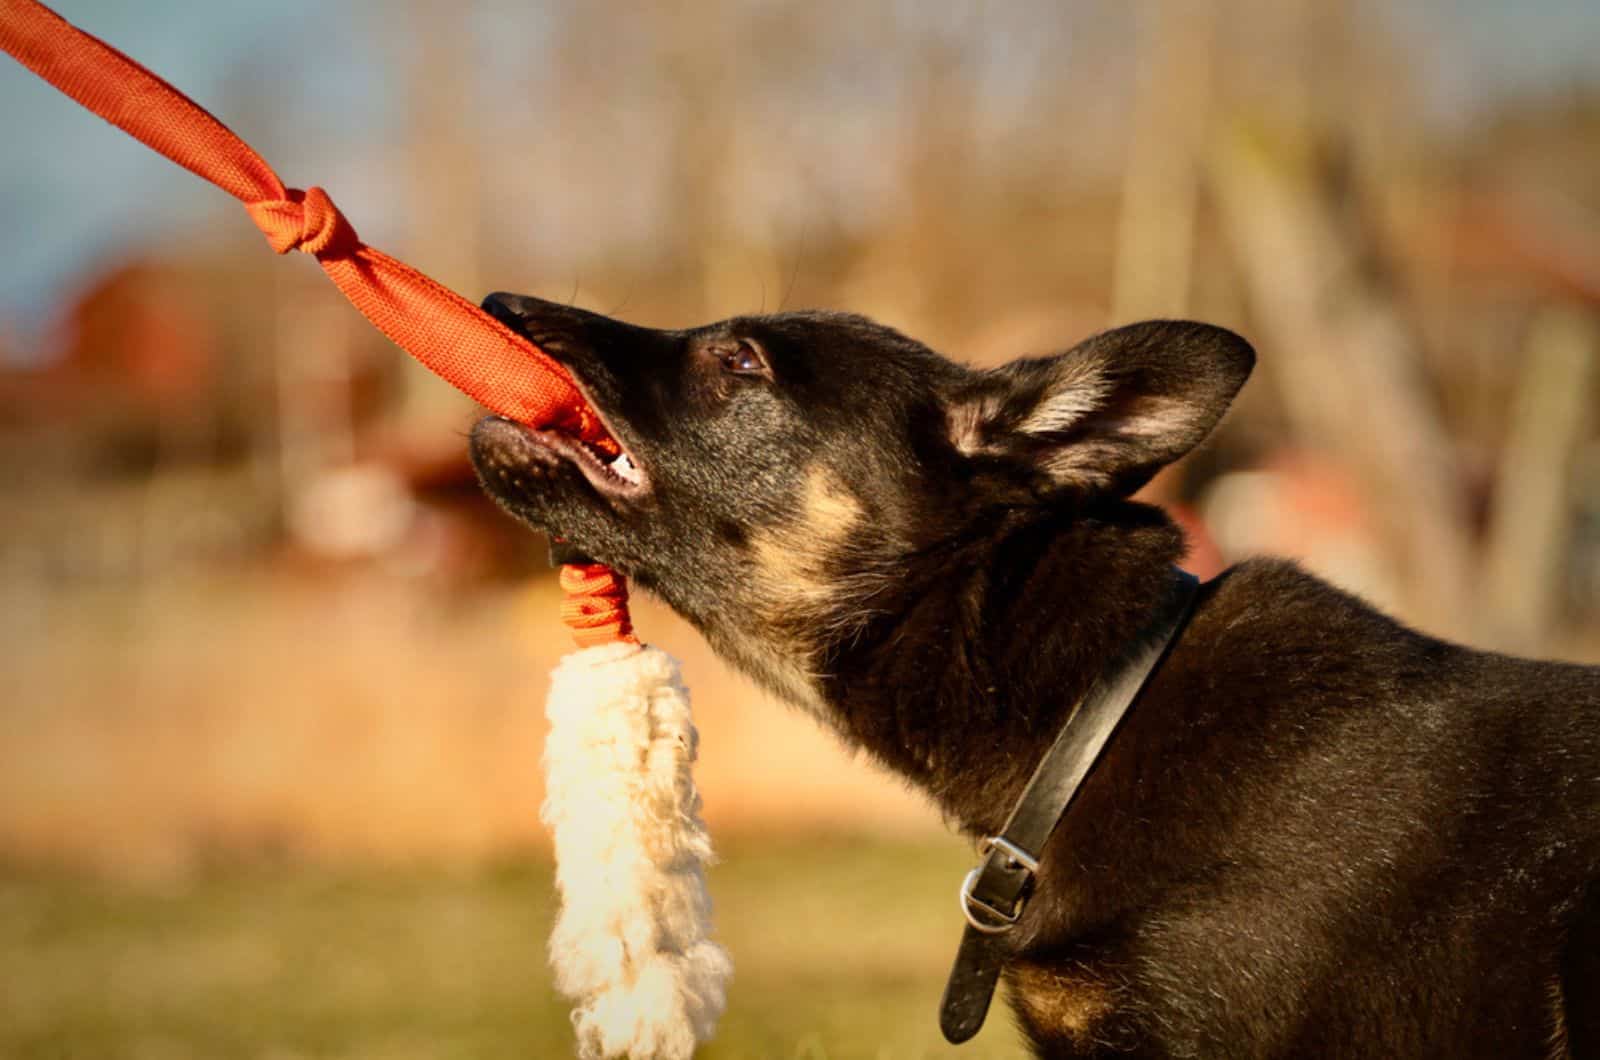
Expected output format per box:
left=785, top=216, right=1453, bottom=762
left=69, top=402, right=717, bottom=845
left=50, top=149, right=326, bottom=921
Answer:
left=473, top=415, right=651, bottom=504
left=472, top=292, right=652, bottom=508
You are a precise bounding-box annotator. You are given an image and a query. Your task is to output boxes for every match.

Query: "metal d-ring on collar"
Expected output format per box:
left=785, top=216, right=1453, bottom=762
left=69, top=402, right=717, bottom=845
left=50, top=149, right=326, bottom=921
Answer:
left=939, top=568, right=1201, bottom=1044
left=960, top=836, right=1039, bottom=933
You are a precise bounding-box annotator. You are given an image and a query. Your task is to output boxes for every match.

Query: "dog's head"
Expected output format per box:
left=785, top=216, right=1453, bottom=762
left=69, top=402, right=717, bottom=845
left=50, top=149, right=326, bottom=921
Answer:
left=470, top=292, right=1251, bottom=710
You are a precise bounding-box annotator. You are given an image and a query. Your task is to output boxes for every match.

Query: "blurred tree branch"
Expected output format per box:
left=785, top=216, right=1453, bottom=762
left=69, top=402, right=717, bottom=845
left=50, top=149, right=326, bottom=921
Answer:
left=1481, top=308, right=1597, bottom=650
left=1209, top=123, right=1477, bottom=636
left=1112, top=0, right=1215, bottom=322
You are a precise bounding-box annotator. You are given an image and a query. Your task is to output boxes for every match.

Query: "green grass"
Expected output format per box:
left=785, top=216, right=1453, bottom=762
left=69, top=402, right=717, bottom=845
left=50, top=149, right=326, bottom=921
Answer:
left=0, top=836, right=1026, bottom=1059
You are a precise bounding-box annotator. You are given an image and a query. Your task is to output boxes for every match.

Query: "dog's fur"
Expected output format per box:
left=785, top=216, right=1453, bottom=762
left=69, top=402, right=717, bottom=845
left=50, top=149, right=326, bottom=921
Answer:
left=469, top=293, right=1600, bottom=1059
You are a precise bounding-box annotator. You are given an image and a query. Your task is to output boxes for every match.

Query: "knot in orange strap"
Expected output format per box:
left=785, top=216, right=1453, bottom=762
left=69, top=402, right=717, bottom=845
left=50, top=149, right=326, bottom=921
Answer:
left=3, top=0, right=642, bottom=649
left=559, top=563, right=638, bottom=649
left=246, top=186, right=358, bottom=258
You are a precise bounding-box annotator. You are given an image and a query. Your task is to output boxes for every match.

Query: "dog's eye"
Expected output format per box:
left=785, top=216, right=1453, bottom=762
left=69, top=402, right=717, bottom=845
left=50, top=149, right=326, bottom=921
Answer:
left=719, top=341, right=768, bottom=377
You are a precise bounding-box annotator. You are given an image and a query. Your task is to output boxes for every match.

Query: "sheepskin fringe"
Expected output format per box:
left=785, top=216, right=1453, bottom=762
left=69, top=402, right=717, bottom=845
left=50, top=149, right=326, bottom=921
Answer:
left=543, top=642, right=732, bottom=1060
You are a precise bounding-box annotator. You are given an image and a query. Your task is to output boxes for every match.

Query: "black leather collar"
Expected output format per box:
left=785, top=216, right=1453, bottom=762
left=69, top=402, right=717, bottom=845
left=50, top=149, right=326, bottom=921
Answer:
left=939, top=568, right=1201, bottom=1044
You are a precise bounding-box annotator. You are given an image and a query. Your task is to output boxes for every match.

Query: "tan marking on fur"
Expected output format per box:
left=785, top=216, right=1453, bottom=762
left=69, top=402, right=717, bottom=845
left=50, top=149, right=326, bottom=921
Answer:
left=738, top=466, right=864, bottom=717
left=1010, top=961, right=1117, bottom=1045
left=1547, top=974, right=1571, bottom=1060
left=750, top=466, right=862, bottom=623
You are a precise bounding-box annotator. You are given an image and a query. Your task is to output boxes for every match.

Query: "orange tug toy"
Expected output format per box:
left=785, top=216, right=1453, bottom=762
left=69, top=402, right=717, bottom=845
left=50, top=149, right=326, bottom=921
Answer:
left=1, top=2, right=730, bottom=1057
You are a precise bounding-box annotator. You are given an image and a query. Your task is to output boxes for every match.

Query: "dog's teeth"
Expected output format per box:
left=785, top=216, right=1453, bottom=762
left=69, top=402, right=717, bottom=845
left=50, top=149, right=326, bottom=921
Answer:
left=609, top=452, right=641, bottom=484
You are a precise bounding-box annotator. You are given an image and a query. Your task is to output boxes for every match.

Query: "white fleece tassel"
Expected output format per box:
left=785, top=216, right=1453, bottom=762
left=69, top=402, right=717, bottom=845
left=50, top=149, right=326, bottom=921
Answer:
left=543, top=641, right=732, bottom=1059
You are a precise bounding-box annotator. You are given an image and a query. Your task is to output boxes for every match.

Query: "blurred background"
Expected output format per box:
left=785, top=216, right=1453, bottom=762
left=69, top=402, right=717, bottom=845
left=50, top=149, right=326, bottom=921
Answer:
left=3, top=0, right=1599, bottom=1056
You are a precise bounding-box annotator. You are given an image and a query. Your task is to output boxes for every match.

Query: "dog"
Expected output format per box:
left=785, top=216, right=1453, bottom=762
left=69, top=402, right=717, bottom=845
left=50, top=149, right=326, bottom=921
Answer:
left=469, top=292, right=1600, bottom=1059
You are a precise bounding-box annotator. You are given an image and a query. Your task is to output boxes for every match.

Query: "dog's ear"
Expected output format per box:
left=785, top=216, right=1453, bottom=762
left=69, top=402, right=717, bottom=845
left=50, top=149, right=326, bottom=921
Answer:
left=948, top=320, right=1254, bottom=495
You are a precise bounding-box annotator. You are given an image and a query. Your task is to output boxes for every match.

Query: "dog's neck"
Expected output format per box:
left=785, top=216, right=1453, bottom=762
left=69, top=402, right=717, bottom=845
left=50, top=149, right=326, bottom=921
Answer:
left=822, top=499, right=1186, bottom=833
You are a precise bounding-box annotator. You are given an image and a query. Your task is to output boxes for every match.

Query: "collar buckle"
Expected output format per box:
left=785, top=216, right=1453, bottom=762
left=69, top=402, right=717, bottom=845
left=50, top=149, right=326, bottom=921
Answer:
left=958, top=836, right=1040, bottom=934
left=938, top=568, right=1202, bottom=1044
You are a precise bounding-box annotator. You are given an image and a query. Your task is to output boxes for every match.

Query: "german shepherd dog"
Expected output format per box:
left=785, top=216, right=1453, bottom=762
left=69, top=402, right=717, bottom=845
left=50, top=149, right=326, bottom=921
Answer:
left=469, top=292, right=1600, bottom=1059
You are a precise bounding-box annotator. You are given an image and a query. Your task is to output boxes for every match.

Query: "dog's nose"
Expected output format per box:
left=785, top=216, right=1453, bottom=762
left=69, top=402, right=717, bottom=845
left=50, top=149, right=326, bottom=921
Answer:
left=481, top=291, right=527, bottom=328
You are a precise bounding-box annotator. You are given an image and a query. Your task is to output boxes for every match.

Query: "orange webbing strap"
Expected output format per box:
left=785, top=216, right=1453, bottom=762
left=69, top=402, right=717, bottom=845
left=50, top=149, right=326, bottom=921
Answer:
left=1, top=0, right=633, bottom=648
left=559, top=564, right=637, bottom=647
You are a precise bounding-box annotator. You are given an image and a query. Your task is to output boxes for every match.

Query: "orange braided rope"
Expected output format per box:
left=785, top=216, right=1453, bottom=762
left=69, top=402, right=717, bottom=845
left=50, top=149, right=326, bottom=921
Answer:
left=559, top=564, right=637, bottom=648
left=1, top=0, right=635, bottom=648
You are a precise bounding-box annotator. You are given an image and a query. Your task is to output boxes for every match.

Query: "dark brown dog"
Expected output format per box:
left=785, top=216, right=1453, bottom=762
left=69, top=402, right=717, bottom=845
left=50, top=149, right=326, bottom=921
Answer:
left=470, top=292, right=1600, bottom=1059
